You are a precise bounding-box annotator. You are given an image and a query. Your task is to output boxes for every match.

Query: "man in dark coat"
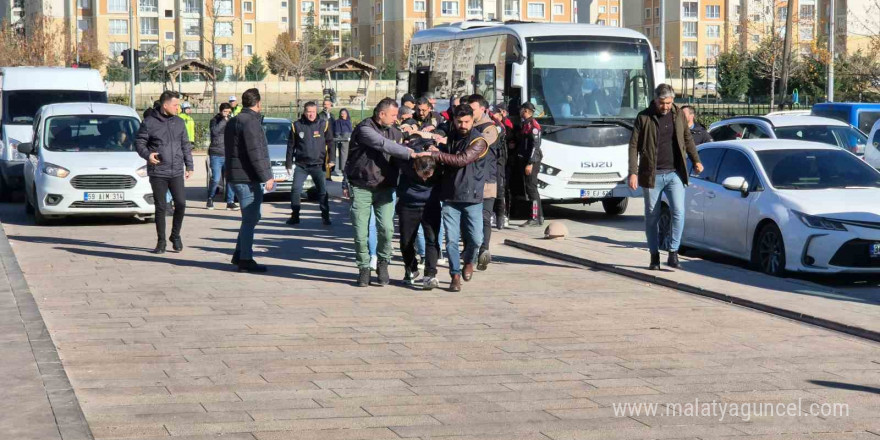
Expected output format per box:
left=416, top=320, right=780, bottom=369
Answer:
left=681, top=105, right=713, bottom=145
left=207, top=102, right=236, bottom=210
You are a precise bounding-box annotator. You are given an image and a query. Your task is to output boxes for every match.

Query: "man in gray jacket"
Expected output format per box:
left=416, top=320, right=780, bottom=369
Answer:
left=207, top=102, right=236, bottom=210
left=136, top=91, right=194, bottom=254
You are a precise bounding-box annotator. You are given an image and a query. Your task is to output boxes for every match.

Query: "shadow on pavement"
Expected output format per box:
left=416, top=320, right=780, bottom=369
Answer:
left=808, top=380, right=880, bottom=395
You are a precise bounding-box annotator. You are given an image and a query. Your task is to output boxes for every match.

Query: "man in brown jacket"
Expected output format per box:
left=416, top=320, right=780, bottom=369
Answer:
left=627, top=84, right=703, bottom=271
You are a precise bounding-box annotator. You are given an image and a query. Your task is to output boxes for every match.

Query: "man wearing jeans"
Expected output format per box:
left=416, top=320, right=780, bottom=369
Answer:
left=286, top=101, right=333, bottom=226
left=345, top=98, right=430, bottom=287
left=628, top=84, right=702, bottom=270
left=224, top=88, right=276, bottom=273
left=431, top=104, right=489, bottom=292
left=207, top=103, right=236, bottom=210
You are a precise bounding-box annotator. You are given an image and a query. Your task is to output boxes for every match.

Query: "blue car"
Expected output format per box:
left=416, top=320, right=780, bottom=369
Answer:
left=811, top=102, right=880, bottom=135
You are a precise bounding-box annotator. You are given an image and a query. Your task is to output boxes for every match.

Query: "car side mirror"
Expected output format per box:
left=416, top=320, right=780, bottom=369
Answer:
left=722, top=176, right=749, bottom=196
left=16, top=142, right=33, bottom=156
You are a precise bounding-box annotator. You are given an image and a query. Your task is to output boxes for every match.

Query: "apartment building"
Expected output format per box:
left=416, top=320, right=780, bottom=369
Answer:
left=286, top=0, right=353, bottom=57
left=816, top=0, right=876, bottom=54
left=352, top=0, right=576, bottom=68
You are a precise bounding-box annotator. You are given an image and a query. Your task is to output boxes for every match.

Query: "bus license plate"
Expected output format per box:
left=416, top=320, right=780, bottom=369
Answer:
left=84, top=192, right=124, bottom=202
left=870, top=243, right=880, bottom=258
left=581, top=189, right=611, bottom=199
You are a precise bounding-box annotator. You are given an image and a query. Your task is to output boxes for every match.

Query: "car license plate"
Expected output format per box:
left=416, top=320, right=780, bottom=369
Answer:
left=870, top=243, right=880, bottom=258
left=274, top=173, right=290, bottom=181
left=581, top=189, right=611, bottom=198
left=84, top=192, right=124, bottom=202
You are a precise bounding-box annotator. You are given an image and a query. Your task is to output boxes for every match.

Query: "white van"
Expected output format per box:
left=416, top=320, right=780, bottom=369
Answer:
left=0, top=67, right=107, bottom=199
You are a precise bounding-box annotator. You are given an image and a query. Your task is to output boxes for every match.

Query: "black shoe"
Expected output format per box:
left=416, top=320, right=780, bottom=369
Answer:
left=231, top=253, right=240, bottom=266
left=237, top=260, right=267, bottom=273
left=496, top=215, right=507, bottom=231
left=206, top=199, right=214, bottom=210
left=376, top=259, right=390, bottom=286
left=357, top=268, right=371, bottom=287
left=649, top=252, right=661, bottom=270
left=170, top=236, right=183, bottom=252
left=227, top=203, right=240, bottom=211
left=322, top=215, right=332, bottom=226
left=521, top=218, right=543, bottom=227
left=153, top=240, right=166, bottom=254
left=286, top=214, right=300, bottom=225
left=477, top=249, right=491, bottom=271
left=667, top=251, right=680, bottom=269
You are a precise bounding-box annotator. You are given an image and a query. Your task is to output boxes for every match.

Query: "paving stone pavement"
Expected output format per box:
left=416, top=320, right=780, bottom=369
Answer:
left=1, top=176, right=880, bottom=439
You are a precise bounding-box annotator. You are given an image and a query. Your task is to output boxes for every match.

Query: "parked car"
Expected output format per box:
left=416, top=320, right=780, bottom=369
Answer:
left=17, top=103, right=152, bottom=225
left=864, top=119, right=880, bottom=169
left=658, top=140, right=880, bottom=276
left=205, top=117, right=315, bottom=197
left=765, top=110, right=811, bottom=117
left=0, top=67, right=108, bottom=199
left=691, top=82, right=717, bottom=98
left=708, top=115, right=867, bottom=154
left=811, top=102, right=880, bottom=135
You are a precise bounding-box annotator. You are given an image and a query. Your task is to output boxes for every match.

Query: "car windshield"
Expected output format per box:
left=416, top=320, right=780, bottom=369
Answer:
left=757, top=149, right=880, bottom=190
left=263, top=121, right=291, bottom=145
left=44, top=115, right=139, bottom=153
left=527, top=38, right=653, bottom=125
left=4, top=90, right=108, bottom=125
left=773, top=125, right=867, bottom=154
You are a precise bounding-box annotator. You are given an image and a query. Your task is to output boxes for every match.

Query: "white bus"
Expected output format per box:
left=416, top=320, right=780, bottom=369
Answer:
left=402, top=22, right=664, bottom=215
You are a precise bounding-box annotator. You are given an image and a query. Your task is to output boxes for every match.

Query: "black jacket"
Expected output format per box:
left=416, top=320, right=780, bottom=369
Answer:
left=208, top=114, right=229, bottom=156
left=224, top=108, right=272, bottom=184
left=396, top=138, right=441, bottom=207
left=345, top=117, right=412, bottom=189
left=434, top=128, right=489, bottom=204
left=135, top=110, right=193, bottom=178
left=319, top=110, right=335, bottom=139
left=517, top=117, right=543, bottom=165
left=690, top=122, right=713, bottom=146
left=416, top=111, right=444, bottom=131
left=286, top=117, right=332, bottom=169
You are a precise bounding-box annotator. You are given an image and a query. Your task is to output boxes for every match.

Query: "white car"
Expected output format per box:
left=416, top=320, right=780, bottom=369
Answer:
left=18, top=103, right=153, bottom=225
left=709, top=115, right=868, bottom=155
left=658, top=140, right=880, bottom=276
left=864, top=119, right=880, bottom=169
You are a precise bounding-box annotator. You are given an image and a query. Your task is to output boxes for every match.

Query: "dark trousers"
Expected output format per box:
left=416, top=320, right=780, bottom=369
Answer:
left=525, top=162, right=544, bottom=220
left=481, top=198, right=495, bottom=252
left=150, top=175, right=186, bottom=241
left=397, top=202, right=441, bottom=278
left=290, top=164, right=329, bottom=216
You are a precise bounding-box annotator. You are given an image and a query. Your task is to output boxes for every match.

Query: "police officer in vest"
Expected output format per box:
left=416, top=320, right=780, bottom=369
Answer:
left=286, top=101, right=334, bottom=226
left=519, top=102, right=544, bottom=227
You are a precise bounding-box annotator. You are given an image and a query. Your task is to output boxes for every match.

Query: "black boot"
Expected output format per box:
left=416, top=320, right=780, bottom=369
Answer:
left=322, top=212, right=332, bottom=226
left=376, top=259, right=390, bottom=286
left=238, top=260, right=267, bottom=273
left=357, top=267, right=371, bottom=287
left=667, top=251, right=680, bottom=269
left=649, top=252, right=661, bottom=270
left=496, top=214, right=507, bottom=231
left=231, top=251, right=240, bottom=266
left=153, top=239, right=166, bottom=254
left=170, top=235, right=183, bottom=252
left=286, top=208, right=300, bottom=225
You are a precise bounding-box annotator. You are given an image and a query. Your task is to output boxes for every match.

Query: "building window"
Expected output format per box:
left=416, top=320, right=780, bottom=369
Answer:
left=799, top=25, right=814, bottom=40
left=598, top=5, right=605, bottom=12
left=108, top=0, right=127, bottom=13
left=505, top=0, right=520, bottom=17
left=140, top=41, right=158, bottom=58
left=597, top=19, right=605, bottom=25
left=655, top=7, right=659, bottom=16
left=645, top=7, right=651, bottom=18
left=109, top=42, right=128, bottom=57
left=78, top=0, right=90, bottom=8
left=341, top=0, right=351, bottom=6
left=183, top=0, right=199, bottom=13
left=164, top=9, right=174, bottom=17
left=777, top=6, right=787, bottom=20
left=414, top=0, right=426, bottom=11
left=281, top=1, right=287, bottom=7
left=527, top=2, right=545, bottom=17
left=683, top=22, right=697, bottom=37
left=645, top=27, right=651, bottom=36
left=610, top=19, right=618, bottom=25
left=215, top=44, right=234, bottom=59
left=164, top=31, right=174, bottom=41
left=611, top=6, right=618, bottom=13
left=706, top=5, right=720, bottom=18
left=215, top=21, right=233, bottom=37
left=705, top=44, right=720, bottom=59
left=244, top=22, right=254, bottom=34
left=800, top=4, right=815, bottom=19
left=415, top=20, right=427, bottom=31
left=109, top=19, right=128, bottom=35
left=214, top=0, right=233, bottom=15
left=243, top=1, right=253, bottom=13
left=441, top=1, right=459, bottom=15
left=140, top=17, right=158, bottom=35
left=467, top=0, right=483, bottom=16
left=706, top=24, right=720, bottom=37
left=138, top=0, right=157, bottom=13
left=244, top=45, right=254, bottom=56
left=184, top=40, right=200, bottom=58
left=682, top=2, right=698, bottom=18
left=682, top=41, right=697, bottom=57
left=302, top=1, right=314, bottom=12
left=184, top=18, right=200, bottom=36
left=223, top=66, right=234, bottom=80
left=735, top=5, right=741, bottom=15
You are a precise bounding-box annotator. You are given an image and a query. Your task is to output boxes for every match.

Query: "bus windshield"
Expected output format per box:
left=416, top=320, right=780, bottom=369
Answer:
left=527, top=38, right=653, bottom=125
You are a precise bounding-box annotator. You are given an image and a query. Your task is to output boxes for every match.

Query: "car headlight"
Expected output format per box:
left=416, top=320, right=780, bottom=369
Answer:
left=792, top=210, right=847, bottom=231
left=136, top=166, right=148, bottom=178
left=42, top=163, right=70, bottom=178
left=539, top=163, right=562, bottom=176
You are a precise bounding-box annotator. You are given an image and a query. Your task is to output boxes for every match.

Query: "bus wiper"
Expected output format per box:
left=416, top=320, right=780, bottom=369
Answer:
left=543, top=119, right=634, bottom=135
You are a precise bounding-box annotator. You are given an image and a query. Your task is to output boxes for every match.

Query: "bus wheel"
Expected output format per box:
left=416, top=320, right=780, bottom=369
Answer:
left=602, top=197, right=628, bottom=216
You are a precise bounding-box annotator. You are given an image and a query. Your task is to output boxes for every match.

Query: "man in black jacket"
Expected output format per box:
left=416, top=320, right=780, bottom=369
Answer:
left=396, top=135, right=442, bottom=290
left=225, top=88, right=277, bottom=273
left=207, top=103, right=236, bottom=210
left=466, top=94, right=500, bottom=272
left=345, top=98, right=430, bottom=287
left=136, top=91, right=193, bottom=254
left=681, top=105, right=713, bottom=145
left=286, top=102, right=334, bottom=225
left=414, top=97, right=443, bottom=132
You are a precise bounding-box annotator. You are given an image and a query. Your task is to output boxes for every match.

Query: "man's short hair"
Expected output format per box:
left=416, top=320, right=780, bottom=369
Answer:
left=413, top=155, right=437, bottom=175
left=415, top=97, right=432, bottom=108
left=373, top=97, right=399, bottom=117
left=323, top=98, right=333, bottom=104
left=401, top=94, right=415, bottom=105
left=219, top=103, right=232, bottom=112
left=453, top=104, right=474, bottom=119
left=466, top=94, right=489, bottom=110
left=241, top=88, right=261, bottom=108
left=304, top=101, right=318, bottom=110
left=399, top=106, right=415, bottom=116
left=681, top=105, right=694, bottom=114
left=159, top=91, right=180, bottom=104
left=422, top=92, right=436, bottom=100
left=655, top=84, right=676, bottom=100
left=520, top=102, right=536, bottom=112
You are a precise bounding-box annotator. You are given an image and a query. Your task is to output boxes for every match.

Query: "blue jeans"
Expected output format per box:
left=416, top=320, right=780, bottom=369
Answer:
left=232, top=182, right=263, bottom=261
left=416, top=225, right=426, bottom=258
left=442, top=202, right=484, bottom=276
left=643, top=172, right=685, bottom=254
left=290, top=164, right=329, bottom=215
left=368, top=209, right=377, bottom=257
left=208, top=155, right=235, bottom=203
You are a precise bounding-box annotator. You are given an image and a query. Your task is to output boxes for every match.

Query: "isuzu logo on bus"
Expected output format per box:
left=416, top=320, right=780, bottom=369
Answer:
left=581, top=161, right=613, bottom=169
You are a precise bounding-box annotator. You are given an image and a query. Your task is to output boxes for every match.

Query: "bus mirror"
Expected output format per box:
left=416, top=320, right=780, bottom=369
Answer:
left=654, top=61, right=667, bottom=86
left=511, top=62, right=525, bottom=89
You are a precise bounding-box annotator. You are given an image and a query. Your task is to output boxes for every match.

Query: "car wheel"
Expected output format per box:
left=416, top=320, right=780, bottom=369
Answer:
left=602, top=197, right=628, bottom=216
left=657, top=203, right=672, bottom=252
left=33, top=203, right=51, bottom=226
left=753, top=223, right=786, bottom=277
left=24, top=189, right=34, bottom=214
left=0, top=170, right=9, bottom=203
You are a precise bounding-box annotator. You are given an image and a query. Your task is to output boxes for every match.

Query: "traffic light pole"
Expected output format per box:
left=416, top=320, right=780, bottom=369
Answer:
left=129, top=5, right=136, bottom=109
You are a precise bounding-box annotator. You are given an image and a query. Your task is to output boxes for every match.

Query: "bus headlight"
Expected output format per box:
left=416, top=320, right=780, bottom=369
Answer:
left=539, top=163, right=561, bottom=176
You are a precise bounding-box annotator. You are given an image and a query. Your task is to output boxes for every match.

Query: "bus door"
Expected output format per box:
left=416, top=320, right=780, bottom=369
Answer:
left=414, top=67, right=430, bottom=98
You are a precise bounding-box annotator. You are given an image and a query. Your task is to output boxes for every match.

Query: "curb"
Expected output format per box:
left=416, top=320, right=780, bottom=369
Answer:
left=504, top=238, right=880, bottom=343
left=0, top=223, right=94, bottom=440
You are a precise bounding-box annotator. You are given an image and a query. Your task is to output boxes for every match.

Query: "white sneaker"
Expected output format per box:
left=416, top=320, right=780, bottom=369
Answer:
left=370, top=255, right=378, bottom=270
left=422, top=276, right=439, bottom=290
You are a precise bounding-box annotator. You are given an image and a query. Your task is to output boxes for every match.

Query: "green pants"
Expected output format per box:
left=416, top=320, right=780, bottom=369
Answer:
left=350, top=185, right=395, bottom=269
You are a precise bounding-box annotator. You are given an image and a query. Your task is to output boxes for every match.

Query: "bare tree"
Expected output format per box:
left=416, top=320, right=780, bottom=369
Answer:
left=199, top=0, right=238, bottom=109
left=0, top=13, right=70, bottom=66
